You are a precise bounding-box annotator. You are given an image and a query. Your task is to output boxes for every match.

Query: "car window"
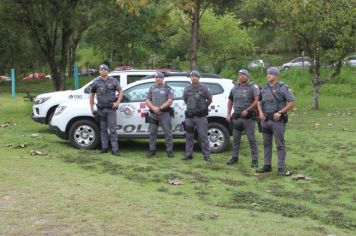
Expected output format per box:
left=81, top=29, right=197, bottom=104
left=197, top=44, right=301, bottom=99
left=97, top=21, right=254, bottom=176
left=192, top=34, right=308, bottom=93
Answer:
left=165, top=81, right=191, bottom=99
left=202, top=82, right=224, bottom=95
left=293, top=58, right=302, bottom=63
left=124, top=82, right=155, bottom=102
left=127, top=75, right=148, bottom=84
left=84, top=83, right=93, bottom=94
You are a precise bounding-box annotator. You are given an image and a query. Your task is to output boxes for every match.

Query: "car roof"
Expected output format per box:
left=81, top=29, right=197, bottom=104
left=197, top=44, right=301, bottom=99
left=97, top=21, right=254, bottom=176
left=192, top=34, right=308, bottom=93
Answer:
left=125, top=76, right=232, bottom=90
left=141, top=72, right=221, bottom=80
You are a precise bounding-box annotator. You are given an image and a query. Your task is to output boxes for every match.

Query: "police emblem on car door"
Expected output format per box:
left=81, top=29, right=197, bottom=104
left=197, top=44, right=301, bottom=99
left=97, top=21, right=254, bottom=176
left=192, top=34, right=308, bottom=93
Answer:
left=116, top=82, right=154, bottom=136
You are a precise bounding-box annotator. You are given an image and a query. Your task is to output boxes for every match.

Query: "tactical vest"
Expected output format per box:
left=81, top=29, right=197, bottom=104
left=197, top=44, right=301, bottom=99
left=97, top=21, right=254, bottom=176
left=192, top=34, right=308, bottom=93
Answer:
left=261, top=82, right=287, bottom=113
left=151, top=84, right=171, bottom=107
left=185, top=84, right=209, bottom=115
left=95, top=76, right=118, bottom=106
left=232, top=82, right=256, bottom=112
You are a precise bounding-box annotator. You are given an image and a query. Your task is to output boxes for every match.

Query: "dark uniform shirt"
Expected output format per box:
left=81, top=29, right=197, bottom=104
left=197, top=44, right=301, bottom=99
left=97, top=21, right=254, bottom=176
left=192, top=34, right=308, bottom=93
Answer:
left=228, top=82, right=260, bottom=113
left=183, top=83, right=212, bottom=114
left=261, top=82, right=295, bottom=113
left=146, top=84, right=174, bottom=107
left=91, top=76, right=122, bottom=105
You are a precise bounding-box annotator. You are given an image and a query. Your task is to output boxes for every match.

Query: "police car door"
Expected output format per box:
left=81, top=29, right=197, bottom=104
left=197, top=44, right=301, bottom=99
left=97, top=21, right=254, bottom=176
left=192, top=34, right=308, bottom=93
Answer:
left=165, top=81, right=191, bottom=136
left=117, top=82, right=154, bottom=137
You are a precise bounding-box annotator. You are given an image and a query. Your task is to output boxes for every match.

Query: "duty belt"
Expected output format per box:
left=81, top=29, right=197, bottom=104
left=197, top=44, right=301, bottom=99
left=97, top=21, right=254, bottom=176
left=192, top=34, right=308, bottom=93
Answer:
left=185, top=110, right=208, bottom=118
left=97, top=103, right=114, bottom=110
left=264, top=112, right=288, bottom=123
left=232, top=111, right=255, bottom=120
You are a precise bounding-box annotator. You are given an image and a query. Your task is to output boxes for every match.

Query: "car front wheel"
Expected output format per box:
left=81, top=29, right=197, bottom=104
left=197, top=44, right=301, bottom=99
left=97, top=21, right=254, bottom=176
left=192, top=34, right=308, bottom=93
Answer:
left=68, top=119, right=100, bottom=149
left=207, top=122, right=230, bottom=153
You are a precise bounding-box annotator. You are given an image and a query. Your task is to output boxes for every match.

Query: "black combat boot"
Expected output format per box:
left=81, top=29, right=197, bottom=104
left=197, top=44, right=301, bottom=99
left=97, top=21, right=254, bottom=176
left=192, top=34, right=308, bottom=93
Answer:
left=166, top=151, right=174, bottom=158
left=251, top=160, right=258, bottom=168
left=227, top=156, right=238, bottom=165
left=181, top=155, right=193, bottom=160
left=112, top=150, right=120, bottom=156
left=204, top=156, right=212, bottom=162
left=100, top=148, right=109, bottom=153
left=278, top=168, right=285, bottom=176
left=146, top=150, right=156, bottom=158
left=256, top=165, right=272, bottom=173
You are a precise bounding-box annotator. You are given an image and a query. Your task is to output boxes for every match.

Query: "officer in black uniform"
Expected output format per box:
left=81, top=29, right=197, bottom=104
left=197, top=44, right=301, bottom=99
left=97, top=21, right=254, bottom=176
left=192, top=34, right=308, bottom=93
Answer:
left=145, top=71, right=174, bottom=158
left=256, top=67, right=296, bottom=176
left=90, top=64, right=124, bottom=156
left=226, top=69, right=260, bottom=167
left=182, top=70, right=213, bottom=162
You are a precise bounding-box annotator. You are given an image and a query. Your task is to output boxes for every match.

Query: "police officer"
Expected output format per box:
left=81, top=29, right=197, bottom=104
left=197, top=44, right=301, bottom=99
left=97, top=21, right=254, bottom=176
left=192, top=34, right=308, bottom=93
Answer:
left=89, top=64, right=124, bottom=156
left=256, top=67, right=296, bottom=176
left=182, top=70, right=213, bottom=162
left=145, top=72, right=174, bottom=158
left=226, top=69, right=260, bottom=167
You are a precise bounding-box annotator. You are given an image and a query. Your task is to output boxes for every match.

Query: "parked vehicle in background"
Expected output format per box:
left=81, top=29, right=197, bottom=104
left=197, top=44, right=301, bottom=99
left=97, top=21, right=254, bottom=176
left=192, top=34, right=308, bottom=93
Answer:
left=0, top=75, right=11, bottom=82
left=80, top=68, right=98, bottom=76
left=343, top=55, right=356, bottom=67
left=281, top=57, right=311, bottom=71
left=23, top=73, right=48, bottom=81
left=50, top=75, right=232, bottom=153
left=248, top=59, right=269, bottom=70
left=31, top=70, right=159, bottom=125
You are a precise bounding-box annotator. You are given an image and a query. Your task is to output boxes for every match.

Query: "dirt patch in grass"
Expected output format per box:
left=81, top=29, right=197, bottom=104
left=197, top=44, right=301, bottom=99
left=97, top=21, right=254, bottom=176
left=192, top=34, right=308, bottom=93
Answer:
left=213, top=177, right=246, bottom=186
left=217, top=191, right=356, bottom=230
left=99, top=160, right=123, bottom=175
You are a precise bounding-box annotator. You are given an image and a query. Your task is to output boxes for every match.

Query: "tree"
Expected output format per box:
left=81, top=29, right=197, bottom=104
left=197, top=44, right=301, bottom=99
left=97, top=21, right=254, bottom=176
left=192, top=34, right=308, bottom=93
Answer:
left=277, top=0, right=356, bottom=109
left=2, top=0, right=95, bottom=91
left=116, top=0, right=240, bottom=70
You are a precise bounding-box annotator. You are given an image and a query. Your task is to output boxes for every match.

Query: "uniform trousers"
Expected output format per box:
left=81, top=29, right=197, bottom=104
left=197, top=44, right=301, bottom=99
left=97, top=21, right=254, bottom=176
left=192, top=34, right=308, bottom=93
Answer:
left=232, top=118, right=258, bottom=160
left=98, top=108, right=119, bottom=151
left=148, top=112, right=173, bottom=152
left=185, top=116, right=210, bottom=158
left=261, top=119, right=286, bottom=169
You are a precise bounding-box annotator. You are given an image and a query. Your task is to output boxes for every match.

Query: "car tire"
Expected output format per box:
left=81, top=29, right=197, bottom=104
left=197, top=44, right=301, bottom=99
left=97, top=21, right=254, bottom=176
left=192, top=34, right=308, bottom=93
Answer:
left=207, top=122, right=230, bottom=153
left=283, top=66, right=290, bottom=71
left=69, top=119, right=100, bottom=150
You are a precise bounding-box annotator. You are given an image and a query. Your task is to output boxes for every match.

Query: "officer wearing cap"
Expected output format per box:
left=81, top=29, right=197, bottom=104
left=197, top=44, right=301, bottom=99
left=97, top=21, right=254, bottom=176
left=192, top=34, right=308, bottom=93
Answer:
left=226, top=69, right=260, bottom=167
left=90, top=64, right=124, bottom=156
left=145, top=71, right=175, bottom=158
left=256, top=67, right=296, bottom=176
left=182, top=70, right=213, bottom=162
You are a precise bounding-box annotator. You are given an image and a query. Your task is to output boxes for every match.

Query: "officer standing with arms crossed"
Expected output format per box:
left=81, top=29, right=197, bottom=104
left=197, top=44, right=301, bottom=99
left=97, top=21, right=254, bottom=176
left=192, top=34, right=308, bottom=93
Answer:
left=256, top=67, right=296, bottom=176
left=182, top=70, right=213, bottom=162
left=90, top=64, right=124, bottom=156
left=226, top=69, right=260, bottom=167
left=145, top=72, right=175, bottom=158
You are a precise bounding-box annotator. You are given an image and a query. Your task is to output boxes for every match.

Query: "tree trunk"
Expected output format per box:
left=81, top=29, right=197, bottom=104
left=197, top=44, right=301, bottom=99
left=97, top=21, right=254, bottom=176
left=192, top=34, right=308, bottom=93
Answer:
left=190, top=0, right=200, bottom=70
left=312, top=81, right=320, bottom=110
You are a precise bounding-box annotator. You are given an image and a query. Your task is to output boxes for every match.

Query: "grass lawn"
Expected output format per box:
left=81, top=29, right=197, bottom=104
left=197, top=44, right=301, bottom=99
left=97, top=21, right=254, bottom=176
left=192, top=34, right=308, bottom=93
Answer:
left=0, top=93, right=355, bottom=235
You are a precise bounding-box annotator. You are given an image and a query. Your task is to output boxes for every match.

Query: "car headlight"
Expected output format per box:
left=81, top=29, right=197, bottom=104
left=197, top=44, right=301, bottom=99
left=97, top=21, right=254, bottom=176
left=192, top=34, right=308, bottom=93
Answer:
left=54, top=106, right=66, bottom=116
left=34, top=96, right=50, bottom=105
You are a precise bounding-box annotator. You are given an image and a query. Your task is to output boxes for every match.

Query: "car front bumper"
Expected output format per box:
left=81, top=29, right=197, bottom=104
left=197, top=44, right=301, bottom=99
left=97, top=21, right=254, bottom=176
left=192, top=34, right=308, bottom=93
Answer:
left=31, top=113, right=47, bottom=124
left=49, top=123, right=67, bottom=139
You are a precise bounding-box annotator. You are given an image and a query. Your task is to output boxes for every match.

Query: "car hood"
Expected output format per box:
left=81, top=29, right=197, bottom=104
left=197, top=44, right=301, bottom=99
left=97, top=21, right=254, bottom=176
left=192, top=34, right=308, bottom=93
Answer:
left=36, top=90, right=74, bottom=99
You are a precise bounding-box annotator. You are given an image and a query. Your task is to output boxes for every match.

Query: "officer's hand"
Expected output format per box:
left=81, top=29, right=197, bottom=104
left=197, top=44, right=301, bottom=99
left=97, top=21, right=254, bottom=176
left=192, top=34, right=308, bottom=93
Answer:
left=112, top=102, right=119, bottom=109
left=259, top=113, right=265, bottom=121
left=273, top=112, right=281, bottom=121
left=153, top=106, right=160, bottom=114
left=226, top=114, right=231, bottom=122
left=241, top=110, right=248, bottom=117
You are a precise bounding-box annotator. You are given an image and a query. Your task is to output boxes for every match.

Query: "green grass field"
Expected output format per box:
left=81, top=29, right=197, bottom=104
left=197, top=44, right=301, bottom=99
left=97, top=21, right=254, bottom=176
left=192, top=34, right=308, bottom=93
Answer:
left=0, top=71, right=356, bottom=235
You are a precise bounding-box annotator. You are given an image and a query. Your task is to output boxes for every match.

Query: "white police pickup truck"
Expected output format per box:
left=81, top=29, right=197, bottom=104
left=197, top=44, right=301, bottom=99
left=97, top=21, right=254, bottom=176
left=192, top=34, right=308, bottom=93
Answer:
left=31, top=70, right=158, bottom=125
left=50, top=74, right=234, bottom=153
